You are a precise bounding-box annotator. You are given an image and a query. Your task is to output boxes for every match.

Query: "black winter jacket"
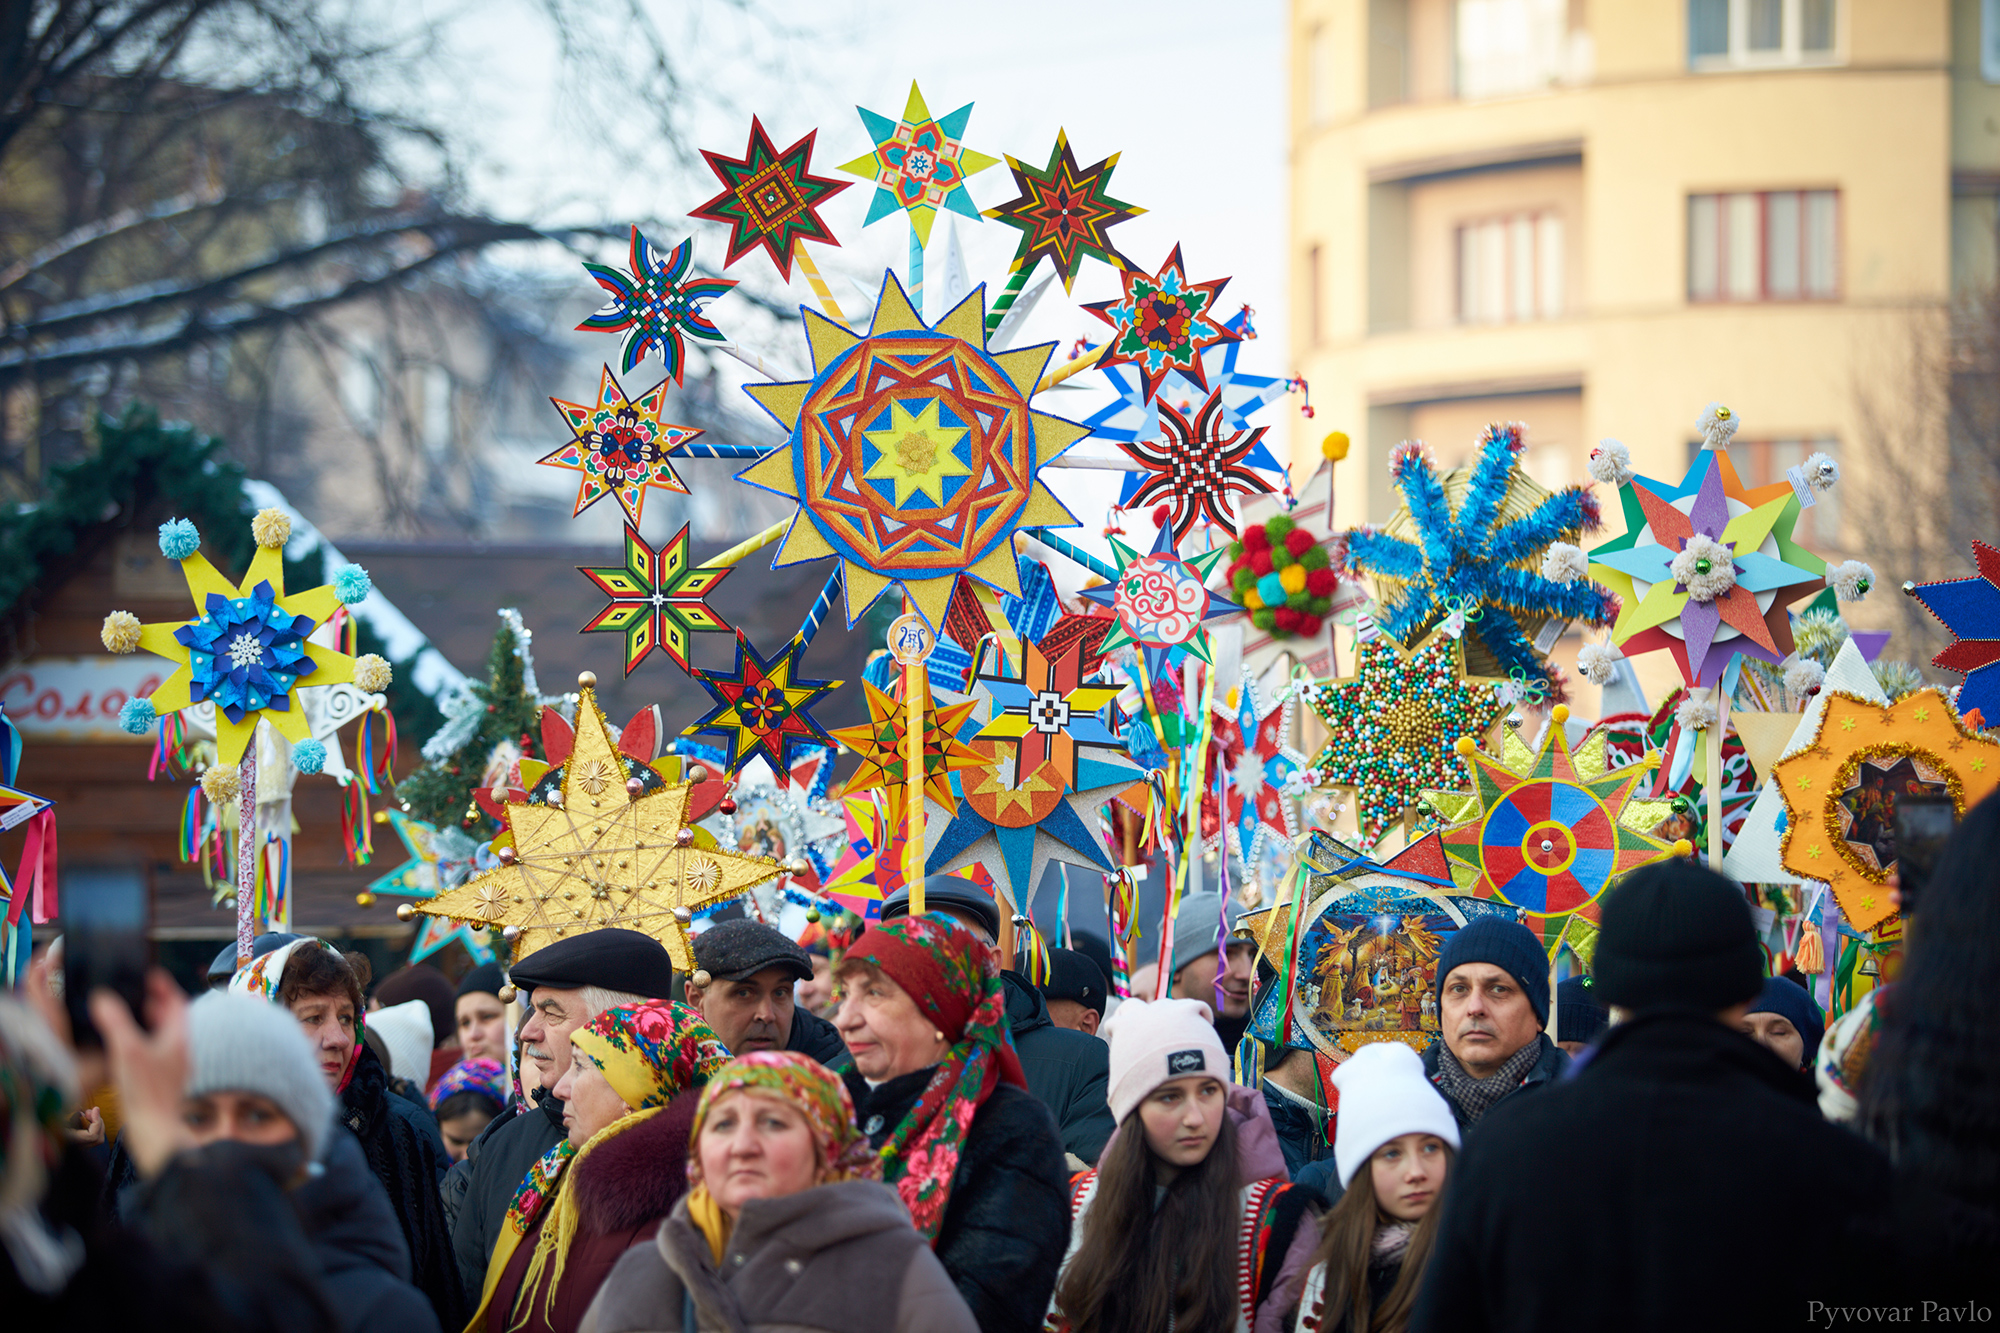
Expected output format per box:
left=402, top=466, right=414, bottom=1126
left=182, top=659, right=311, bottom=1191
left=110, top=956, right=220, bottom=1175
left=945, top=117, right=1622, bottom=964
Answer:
left=846, top=1064, right=1071, bottom=1333
left=296, top=1129, right=442, bottom=1333
left=1419, top=1031, right=1568, bottom=1133
left=1410, top=1011, right=1897, bottom=1333
left=449, top=1087, right=566, bottom=1305
left=1002, top=971, right=1114, bottom=1163
left=785, top=1005, right=851, bottom=1072
left=1263, top=1077, right=1334, bottom=1178
left=340, top=1044, right=465, bottom=1331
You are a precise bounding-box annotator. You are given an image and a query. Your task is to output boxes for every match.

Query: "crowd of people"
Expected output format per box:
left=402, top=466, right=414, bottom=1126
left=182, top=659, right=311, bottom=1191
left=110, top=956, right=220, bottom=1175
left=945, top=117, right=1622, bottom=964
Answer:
left=7, top=795, right=2000, bottom=1331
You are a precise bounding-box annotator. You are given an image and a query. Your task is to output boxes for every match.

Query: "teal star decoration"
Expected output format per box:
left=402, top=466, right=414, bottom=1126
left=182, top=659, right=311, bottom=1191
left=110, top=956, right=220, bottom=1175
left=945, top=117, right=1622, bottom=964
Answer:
left=683, top=631, right=844, bottom=776
left=369, top=810, right=496, bottom=964
left=576, top=227, right=737, bottom=384
left=1075, top=521, right=1239, bottom=681
left=924, top=751, right=1141, bottom=913
left=836, top=81, right=998, bottom=249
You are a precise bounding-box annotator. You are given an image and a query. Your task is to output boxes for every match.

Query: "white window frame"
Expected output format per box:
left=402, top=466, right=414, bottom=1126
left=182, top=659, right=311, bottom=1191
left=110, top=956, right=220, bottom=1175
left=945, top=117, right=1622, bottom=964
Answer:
left=1689, top=0, right=1842, bottom=72
left=1456, top=211, right=1565, bottom=325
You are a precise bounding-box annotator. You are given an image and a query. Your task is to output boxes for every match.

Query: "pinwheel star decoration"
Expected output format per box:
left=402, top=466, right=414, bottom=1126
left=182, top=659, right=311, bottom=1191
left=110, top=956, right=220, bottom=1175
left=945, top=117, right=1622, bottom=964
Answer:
left=578, top=524, right=734, bottom=676
left=1907, top=540, right=2000, bottom=725
left=839, top=81, right=997, bottom=250
left=830, top=680, right=988, bottom=819
left=1077, top=522, right=1240, bottom=680
left=414, top=682, right=782, bottom=969
left=684, top=632, right=844, bottom=776
left=576, top=227, right=736, bottom=381
left=983, top=129, right=1143, bottom=291
left=692, top=117, right=849, bottom=277
left=1113, top=389, right=1276, bottom=541
left=544, top=367, right=701, bottom=527
left=736, top=272, right=1090, bottom=630
left=1305, top=632, right=1506, bottom=846
left=1083, top=245, right=1239, bottom=403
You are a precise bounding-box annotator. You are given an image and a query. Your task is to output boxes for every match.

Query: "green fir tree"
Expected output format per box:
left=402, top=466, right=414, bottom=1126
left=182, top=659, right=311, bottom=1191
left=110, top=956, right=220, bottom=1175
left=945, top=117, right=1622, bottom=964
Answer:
left=394, top=618, right=543, bottom=837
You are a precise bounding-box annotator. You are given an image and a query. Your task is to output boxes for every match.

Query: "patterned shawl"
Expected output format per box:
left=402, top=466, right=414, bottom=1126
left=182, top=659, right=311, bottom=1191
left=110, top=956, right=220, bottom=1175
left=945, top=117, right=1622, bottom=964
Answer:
left=429, top=1056, right=507, bottom=1112
left=229, top=936, right=366, bottom=1091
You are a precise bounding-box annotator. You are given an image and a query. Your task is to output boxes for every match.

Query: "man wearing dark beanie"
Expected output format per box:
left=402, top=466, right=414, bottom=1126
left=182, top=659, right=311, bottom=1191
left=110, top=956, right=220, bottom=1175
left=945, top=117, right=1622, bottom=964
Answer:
left=1410, top=859, right=1896, bottom=1332
left=1423, top=915, right=1569, bottom=1131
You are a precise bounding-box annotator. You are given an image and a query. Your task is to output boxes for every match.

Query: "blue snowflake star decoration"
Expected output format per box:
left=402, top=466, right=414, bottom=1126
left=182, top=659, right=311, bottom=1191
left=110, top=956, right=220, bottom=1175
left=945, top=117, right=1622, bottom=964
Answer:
left=173, top=581, right=318, bottom=724
left=1344, top=423, right=1616, bottom=688
left=576, top=227, right=737, bottom=384
left=1908, top=539, right=2000, bottom=725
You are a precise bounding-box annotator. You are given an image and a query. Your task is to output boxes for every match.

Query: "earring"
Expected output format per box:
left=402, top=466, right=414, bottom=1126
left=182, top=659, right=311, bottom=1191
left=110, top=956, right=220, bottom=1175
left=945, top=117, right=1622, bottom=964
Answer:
left=933, top=1030, right=946, bottom=1044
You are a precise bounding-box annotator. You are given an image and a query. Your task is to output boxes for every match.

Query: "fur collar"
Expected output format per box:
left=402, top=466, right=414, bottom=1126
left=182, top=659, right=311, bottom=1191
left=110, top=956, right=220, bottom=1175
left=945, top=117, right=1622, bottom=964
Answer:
left=568, top=1088, right=699, bottom=1236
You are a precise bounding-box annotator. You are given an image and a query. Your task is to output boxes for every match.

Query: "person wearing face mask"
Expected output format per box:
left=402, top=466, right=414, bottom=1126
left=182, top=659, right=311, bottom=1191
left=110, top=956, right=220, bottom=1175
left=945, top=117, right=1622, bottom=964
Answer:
left=581, top=1051, right=978, bottom=1333
left=1049, top=998, right=1318, bottom=1333
left=466, top=1001, right=727, bottom=1333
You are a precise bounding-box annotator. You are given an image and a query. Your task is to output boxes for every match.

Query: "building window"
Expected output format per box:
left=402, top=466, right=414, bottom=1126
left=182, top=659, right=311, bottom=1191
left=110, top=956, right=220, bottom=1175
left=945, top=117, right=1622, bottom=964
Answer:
left=1985, top=0, right=2000, bottom=83
left=1687, top=191, right=1837, bottom=302
left=1457, top=212, right=1564, bottom=324
left=1689, top=0, right=1838, bottom=69
left=1455, top=0, right=1571, bottom=100
left=339, top=339, right=382, bottom=434
left=1690, top=437, right=1842, bottom=547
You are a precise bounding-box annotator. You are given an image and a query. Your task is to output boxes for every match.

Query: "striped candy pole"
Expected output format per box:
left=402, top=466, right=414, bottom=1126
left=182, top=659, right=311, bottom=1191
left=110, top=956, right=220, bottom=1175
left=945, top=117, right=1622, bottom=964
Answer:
left=235, top=750, right=257, bottom=965
left=1025, top=528, right=1117, bottom=581
left=983, top=261, right=1033, bottom=334
left=676, top=440, right=770, bottom=461
left=793, top=249, right=848, bottom=323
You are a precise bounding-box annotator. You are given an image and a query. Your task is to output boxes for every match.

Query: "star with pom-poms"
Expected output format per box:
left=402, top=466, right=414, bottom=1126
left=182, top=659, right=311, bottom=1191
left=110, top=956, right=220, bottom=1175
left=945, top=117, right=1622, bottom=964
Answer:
left=983, top=130, right=1143, bottom=291
left=577, top=524, right=735, bottom=676
left=830, top=680, right=988, bottom=820
left=1114, top=389, right=1276, bottom=542
left=368, top=810, right=496, bottom=964
left=544, top=367, right=701, bottom=528
left=683, top=632, right=844, bottom=777
left=1083, top=245, right=1239, bottom=404
left=692, top=117, right=850, bottom=279
left=1076, top=521, right=1240, bottom=682
left=1907, top=540, right=2000, bottom=725
left=838, top=81, right=997, bottom=248
left=576, top=227, right=736, bottom=382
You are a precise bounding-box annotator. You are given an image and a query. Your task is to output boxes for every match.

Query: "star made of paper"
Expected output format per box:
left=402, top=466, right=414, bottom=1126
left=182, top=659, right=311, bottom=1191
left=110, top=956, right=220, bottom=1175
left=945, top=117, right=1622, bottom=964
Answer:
left=692, top=117, right=850, bottom=279
left=1908, top=540, right=2000, bottom=725
left=1085, top=307, right=1288, bottom=450
left=736, top=271, right=1089, bottom=631
left=1304, top=631, right=1506, bottom=847
left=543, top=366, right=701, bottom=528
left=1076, top=522, right=1241, bottom=682
left=1226, top=670, right=1307, bottom=866
left=1772, top=688, right=2000, bottom=931
left=1434, top=704, right=1687, bottom=918
left=578, top=524, right=734, bottom=676
left=821, top=792, right=907, bottom=913
left=576, top=227, right=736, bottom=383
left=1114, top=389, right=1276, bottom=541
left=1083, top=245, right=1239, bottom=404
left=1589, top=446, right=1826, bottom=688
left=973, top=615, right=1122, bottom=790
left=982, top=129, right=1144, bottom=292
left=1345, top=423, right=1617, bottom=688
left=683, top=631, right=844, bottom=777
left=925, top=747, right=1139, bottom=911
left=414, top=682, right=781, bottom=969
left=838, top=81, right=998, bottom=247
left=830, top=679, right=988, bottom=817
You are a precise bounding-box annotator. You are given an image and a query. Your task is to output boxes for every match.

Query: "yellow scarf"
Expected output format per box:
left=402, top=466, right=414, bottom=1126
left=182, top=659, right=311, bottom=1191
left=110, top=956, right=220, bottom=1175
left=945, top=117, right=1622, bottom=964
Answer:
left=684, top=1184, right=733, bottom=1265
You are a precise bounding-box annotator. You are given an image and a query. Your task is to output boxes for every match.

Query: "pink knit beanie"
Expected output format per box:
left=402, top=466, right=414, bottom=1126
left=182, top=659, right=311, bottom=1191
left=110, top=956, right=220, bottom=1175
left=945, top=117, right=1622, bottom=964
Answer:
left=1101, top=997, right=1230, bottom=1123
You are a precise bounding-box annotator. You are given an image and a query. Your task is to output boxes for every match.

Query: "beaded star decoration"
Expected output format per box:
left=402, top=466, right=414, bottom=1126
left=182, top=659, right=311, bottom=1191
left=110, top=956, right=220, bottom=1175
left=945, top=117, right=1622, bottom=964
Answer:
left=576, top=227, right=736, bottom=382
left=577, top=524, right=735, bottom=676
left=543, top=367, right=701, bottom=527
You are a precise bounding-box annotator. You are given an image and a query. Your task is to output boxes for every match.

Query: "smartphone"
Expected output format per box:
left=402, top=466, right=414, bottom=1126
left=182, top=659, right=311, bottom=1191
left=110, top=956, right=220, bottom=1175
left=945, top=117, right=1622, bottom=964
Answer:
left=62, top=869, right=152, bottom=1050
left=1892, top=793, right=1956, bottom=918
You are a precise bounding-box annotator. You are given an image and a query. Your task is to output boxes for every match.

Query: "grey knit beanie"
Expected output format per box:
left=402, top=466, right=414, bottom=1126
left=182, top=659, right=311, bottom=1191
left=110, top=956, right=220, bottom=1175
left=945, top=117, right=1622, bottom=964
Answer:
left=186, top=991, right=335, bottom=1164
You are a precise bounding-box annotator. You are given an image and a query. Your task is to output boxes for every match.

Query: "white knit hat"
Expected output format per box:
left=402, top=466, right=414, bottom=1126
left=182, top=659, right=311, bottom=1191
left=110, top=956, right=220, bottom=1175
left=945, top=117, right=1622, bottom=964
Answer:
left=186, top=992, right=336, bottom=1164
left=1330, top=1041, right=1461, bottom=1188
left=1101, top=997, right=1230, bottom=1124
left=369, top=998, right=433, bottom=1087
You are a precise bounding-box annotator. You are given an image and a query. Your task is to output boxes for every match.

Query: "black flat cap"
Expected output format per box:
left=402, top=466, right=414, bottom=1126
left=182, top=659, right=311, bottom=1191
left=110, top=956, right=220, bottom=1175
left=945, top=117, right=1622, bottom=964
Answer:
left=456, top=961, right=507, bottom=1000
left=879, top=875, right=1001, bottom=941
left=509, top=928, right=676, bottom=999
left=1041, top=948, right=1109, bottom=1013
left=692, top=919, right=812, bottom=984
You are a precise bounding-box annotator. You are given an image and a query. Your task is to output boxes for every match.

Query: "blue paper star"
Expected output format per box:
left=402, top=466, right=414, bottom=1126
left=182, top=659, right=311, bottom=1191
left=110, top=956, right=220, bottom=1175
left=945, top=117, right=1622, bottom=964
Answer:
left=1909, top=540, right=2000, bottom=725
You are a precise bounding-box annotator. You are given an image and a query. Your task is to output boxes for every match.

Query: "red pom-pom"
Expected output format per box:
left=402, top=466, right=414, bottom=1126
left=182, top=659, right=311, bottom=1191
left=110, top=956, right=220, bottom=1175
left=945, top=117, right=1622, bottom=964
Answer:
left=1251, top=551, right=1274, bottom=576
left=1273, top=607, right=1304, bottom=632
left=1151, top=503, right=1174, bottom=530
left=1284, top=529, right=1314, bottom=557
left=1299, top=615, right=1323, bottom=637
left=1305, top=568, right=1338, bottom=596
left=1243, top=526, right=1269, bottom=550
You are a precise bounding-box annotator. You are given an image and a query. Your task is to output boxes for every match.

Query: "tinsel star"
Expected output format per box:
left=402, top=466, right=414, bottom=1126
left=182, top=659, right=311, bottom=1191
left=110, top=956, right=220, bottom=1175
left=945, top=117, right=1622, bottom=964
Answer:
left=543, top=367, right=701, bottom=528
left=830, top=680, right=988, bottom=818
left=577, top=524, right=735, bottom=676
left=683, top=632, right=844, bottom=776
left=575, top=227, right=736, bottom=382
left=1113, top=388, right=1275, bottom=541
left=1076, top=522, right=1240, bottom=682
left=982, top=129, right=1143, bottom=291
left=1305, top=631, right=1506, bottom=846
left=1083, top=245, right=1239, bottom=404
left=1907, top=540, right=2000, bottom=725
left=972, top=614, right=1122, bottom=791
left=369, top=811, right=497, bottom=963
left=837, top=81, right=997, bottom=247
left=691, top=117, right=850, bottom=278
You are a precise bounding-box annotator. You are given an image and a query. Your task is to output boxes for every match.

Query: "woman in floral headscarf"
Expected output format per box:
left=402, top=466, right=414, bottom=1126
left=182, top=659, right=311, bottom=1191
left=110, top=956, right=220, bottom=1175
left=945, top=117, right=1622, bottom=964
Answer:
left=467, top=1000, right=727, bottom=1333
left=832, top=914, right=1070, bottom=1333
left=580, top=1052, right=976, bottom=1333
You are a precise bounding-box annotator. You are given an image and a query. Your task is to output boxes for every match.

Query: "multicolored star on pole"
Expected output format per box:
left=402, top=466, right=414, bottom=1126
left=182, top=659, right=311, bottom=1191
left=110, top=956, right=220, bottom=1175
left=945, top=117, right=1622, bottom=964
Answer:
left=1083, top=245, right=1239, bottom=403
left=575, top=227, right=736, bottom=382
left=838, top=81, right=997, bottom=247
left=691, top=117, right=850, bottom=278
left=1906, top=540, right=2000, bottom=725
left=577, top=524, right=735, bottom=675
left=543, top=367, right=701, bottom=527
left=736, top=272, right=1089, bottom=631
left=983, top=130, right=1143, bottom=291
left=972, top=614, right=1122, bottom=790
left=1113, top=389, right=1276, bottom=541
left=829, top=680, right=988, bottom=819
left=1076, top=522, right=1240, bottom=681
left=683, top=632, right=844, bottom=776
left=1222, top=670, right=1307, bottom=866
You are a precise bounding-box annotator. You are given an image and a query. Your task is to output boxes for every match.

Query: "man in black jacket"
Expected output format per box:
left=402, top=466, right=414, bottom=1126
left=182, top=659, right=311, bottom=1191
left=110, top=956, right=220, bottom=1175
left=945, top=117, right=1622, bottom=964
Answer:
left=881, top=880, right=1115, bottom=1163
left=446, top=928, right=676, bottom=1305
left=681, top=918, right=850, bottom=1070
left=1411, top=860, right=1897, bottom=1332
left=1422, top=914, right=1569, bottom=1131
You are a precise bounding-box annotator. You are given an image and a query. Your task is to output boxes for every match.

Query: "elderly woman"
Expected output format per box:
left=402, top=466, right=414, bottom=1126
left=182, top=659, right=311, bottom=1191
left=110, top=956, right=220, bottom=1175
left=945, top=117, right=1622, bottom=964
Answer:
left=834, top=914, right=1070, bottom=1333
left=582, top=1051, right=976, bottom=1333
left=467, top=1000, right=727, bottom=1333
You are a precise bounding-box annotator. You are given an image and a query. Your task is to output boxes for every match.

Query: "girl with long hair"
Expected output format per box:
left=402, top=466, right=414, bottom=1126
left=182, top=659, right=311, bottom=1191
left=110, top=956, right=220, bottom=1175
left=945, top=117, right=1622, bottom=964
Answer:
left=1050, top=998, right=1317, bottom=1333
left=1291, top=1043, right=1459, bottom=1333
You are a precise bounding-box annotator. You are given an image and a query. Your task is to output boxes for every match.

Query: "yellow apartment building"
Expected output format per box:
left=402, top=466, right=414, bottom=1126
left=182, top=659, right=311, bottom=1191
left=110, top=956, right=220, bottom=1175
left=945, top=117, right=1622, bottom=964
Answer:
left=1288, top=0, right=2000, bottom=702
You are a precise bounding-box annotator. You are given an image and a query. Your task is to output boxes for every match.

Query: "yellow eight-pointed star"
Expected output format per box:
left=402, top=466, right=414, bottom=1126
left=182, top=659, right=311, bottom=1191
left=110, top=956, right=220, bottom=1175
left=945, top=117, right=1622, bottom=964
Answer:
left=862, top=398, right=974, bottom=506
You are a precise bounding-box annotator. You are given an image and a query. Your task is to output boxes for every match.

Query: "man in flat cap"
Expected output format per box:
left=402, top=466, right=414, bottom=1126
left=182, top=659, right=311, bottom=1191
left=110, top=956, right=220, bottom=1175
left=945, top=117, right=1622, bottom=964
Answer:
left=682, top=919, right=849, bottom=1070
left=446, top=927, right=675, bottom=1304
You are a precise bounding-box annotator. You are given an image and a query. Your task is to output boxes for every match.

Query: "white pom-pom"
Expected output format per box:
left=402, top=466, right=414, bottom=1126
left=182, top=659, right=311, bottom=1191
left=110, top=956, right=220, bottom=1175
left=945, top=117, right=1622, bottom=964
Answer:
left=1540, top=541, right=1589, bottom=585
left=1697, top=402, right=1740, bottom=449
left=1784, top=658, right=1826, bottom=698
left=1587, top=438, right=1634, bottom=487
left=1676, top=695, right=1717, bottom=731
left=1800, top=451, right=1839, bottom=493
left=1669, top=534, right=1737, bottom=602
left=1576, top=641, right=1620, bottom=685
left=101, top=610, right=142, bottom=654
left=251, top=508, right=292, bottom=550
left=1830, top=559, right=1874, bottom=602
left=201, top=765, right=242, bottom=804
left=353, top=653, right=393, bottom=693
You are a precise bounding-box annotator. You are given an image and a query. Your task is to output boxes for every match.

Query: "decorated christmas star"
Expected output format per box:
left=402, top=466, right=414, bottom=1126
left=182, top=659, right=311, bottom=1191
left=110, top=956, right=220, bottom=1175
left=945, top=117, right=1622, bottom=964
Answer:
left=577, top=524, right=734, bottom=676
left=736, top=271, right=1089, bottom=631
left=1083, top=245, right=1239, bottom=404
left=683, top=632, right=844, bottom=776
left=1222, top=669, right=1307, bottom=866
left=576, top=227, right=736, bottom=382
left=972, top=614, right=1122, bottom=790
left=925, top=745, right=1138, bottom=912
left=1219, top=454, right=1371, bottom=680
left=830, top=680, right=988, bottom=818
left=1083, top=307, right=1288, bottom=450
left=982, top=130, right=1143, bottom=291
left=838, top=81, right=997, bottom=249
left=1076, top=521, right=1240, bottom=682
left=691, top=117, right=850, bottom=279
left=1346, top=424, right=1615, bottom=688
left=367, top=812, right=500, bottom=964
left=543, top=367, right=701, bottom=528
left=1907, top=540, right=2000, bottom=725
left=1113, top=389, right=1276, bottom=541
left=1304, top=631, right=1506, bottom=846
left=412, top=679, right=781, bottom=969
